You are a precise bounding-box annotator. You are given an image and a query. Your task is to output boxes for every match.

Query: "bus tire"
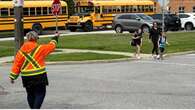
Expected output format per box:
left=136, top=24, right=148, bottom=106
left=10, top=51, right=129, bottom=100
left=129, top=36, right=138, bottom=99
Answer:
left=115, top=25, right=123, bottom=33
left=32, top=23, right=43, bottom=35
left=83, top=21, right=93, bottom=32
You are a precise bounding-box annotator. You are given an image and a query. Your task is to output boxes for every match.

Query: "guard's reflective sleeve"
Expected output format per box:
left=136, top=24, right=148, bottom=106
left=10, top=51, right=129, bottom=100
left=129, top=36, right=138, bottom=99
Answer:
left=9, top=50, right=25, bottom=80
left=9, top=72, right=19, bottom=80
left=40, top=36, right=58, bottom=56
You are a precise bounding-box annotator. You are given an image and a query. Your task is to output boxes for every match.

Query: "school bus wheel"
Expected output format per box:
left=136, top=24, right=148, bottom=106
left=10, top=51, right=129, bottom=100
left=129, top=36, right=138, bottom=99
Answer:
left=32, top=23, right=43, bottom=35
left=83, top=21, right=93, bottom=32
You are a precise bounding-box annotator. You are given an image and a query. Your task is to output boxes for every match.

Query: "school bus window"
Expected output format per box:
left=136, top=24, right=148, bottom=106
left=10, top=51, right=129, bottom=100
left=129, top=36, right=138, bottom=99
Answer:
left=112, top=6, right=116, bottom=12
left=62, top=7, right=66, bottom=14
left=1, top=8, right=8, bottom=17
left=142, top=5, right=145, bottom=11
left=149, top=5, right=153, bottom=12
left=121, top=6, right=125, bottom=12
left=59, top=7, right=62, bottom=14
left=129, top=6, right=133, bottom=12
left=10, top=8, right=14, bottom=16
left=30, top=8, right=35, bottom=16
left=36, top=7, right=42, bottom=15
left=145, top=5, right=149, bottom=12
left=43, top=7, right=47, bottom=15
left=137, top=5, right=141, bottom=12
left=125, top=6, right=129, bottom=12
left=133, top=6, right=137, bottom=12
left=116, top=6, right=121, bottom=12
left=108, top=7, right=112, bottom=13
left=95, top=6, right=100, bottom=13
left=23, top=8, right=28, bottom=16
left=102, top=6, right=107, bottom=13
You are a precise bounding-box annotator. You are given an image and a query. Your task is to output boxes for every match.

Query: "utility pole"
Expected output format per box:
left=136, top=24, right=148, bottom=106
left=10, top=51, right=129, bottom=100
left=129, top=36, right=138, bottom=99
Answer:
left=162, top=0, right=165, bottom=32
left=13, top=0, right=24, bottom=54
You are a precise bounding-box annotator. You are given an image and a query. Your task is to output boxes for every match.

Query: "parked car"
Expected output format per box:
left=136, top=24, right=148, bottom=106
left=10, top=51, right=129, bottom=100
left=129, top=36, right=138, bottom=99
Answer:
left=112, top=13, right=161, bottom=33
left=150, top=14, right=181, bottom=31
left=178, top=13, right=195, bottom=31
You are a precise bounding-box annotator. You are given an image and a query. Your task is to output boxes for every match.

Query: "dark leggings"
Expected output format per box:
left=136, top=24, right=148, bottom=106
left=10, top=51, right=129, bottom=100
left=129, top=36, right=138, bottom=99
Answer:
left=152, top=41, right=159, bottom=55
left=25, top=85, right=46, bottom=109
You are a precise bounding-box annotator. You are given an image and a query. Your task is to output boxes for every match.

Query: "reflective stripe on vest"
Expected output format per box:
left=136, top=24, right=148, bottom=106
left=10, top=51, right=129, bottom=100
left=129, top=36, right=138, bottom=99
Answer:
left=20, top=50, right=40, bottom=68
left=21, top=67, right=46, bottom=76
left=19, top=46, right=46, bottom=76
left=21, top=46, right=39, bottom=70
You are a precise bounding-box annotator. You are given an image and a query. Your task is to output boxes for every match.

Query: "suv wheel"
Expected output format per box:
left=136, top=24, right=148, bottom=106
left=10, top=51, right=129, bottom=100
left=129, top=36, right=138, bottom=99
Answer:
left=185, top=23, right=193, bottom=31
left=142, top=25, right=150, bottom=33
left=115, top=25, right=123, bottom=33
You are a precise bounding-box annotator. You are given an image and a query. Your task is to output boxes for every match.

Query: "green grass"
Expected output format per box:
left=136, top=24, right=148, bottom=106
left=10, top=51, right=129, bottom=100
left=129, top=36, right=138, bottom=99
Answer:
left=41, top=32, right=195, bottom=54
left=0, top=32, right=195, bottom=58
left=46, top=52, right=128, bottom=61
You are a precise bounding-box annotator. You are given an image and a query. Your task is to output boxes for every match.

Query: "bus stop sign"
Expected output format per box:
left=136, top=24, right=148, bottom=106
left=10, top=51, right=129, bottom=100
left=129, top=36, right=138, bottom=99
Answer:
left=52, top=0, right=61, bottom=15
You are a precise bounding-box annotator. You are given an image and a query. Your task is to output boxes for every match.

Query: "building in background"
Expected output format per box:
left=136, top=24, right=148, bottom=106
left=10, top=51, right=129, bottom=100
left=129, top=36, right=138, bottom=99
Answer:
left=168, top=0, right=195, bottom=13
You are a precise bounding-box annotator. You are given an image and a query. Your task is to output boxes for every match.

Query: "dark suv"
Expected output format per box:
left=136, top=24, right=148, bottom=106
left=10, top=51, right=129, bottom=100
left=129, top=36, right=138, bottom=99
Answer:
left=150, top=14, right=181, bottom=31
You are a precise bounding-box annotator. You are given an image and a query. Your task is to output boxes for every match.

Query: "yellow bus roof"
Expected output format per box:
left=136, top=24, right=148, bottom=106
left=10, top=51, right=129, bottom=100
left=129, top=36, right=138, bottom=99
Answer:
left=0, top=1, right=67, bottom=8
left=77, top=0, right=154, bottom=6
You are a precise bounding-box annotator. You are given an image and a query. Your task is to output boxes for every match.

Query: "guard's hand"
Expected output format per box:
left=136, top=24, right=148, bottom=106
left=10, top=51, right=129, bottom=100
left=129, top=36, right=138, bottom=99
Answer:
left=9, top=78, right=14, bottom=84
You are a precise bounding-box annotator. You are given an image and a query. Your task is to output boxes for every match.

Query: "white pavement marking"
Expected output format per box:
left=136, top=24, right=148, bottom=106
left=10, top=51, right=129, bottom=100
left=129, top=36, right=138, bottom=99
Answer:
left=136, top=60, right=195, bottom=67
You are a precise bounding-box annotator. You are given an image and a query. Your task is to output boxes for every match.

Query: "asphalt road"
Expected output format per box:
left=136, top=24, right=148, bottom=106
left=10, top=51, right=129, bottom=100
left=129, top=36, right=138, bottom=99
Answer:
left=0, top=54, right=195, bottom=109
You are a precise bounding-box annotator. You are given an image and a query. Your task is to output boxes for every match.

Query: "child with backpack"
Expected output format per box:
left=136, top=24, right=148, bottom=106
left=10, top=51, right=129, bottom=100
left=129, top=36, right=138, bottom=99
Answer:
left=158, top=32, right=169, bottom=60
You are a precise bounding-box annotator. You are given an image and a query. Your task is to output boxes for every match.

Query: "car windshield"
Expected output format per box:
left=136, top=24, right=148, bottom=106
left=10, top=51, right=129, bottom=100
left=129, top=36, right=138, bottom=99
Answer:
left=137, top=14, right=153, bottom=20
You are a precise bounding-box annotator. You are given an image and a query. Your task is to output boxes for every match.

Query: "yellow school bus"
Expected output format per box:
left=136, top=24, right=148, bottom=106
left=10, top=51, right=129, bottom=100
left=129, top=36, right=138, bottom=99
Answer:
left=0, top=1, right=68, bottom=34
left=66, top=0, right=158, bottom=32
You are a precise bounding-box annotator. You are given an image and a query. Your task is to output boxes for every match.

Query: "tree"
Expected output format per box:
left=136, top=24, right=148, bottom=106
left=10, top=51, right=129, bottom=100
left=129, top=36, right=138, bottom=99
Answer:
left=63, top=0, right=75, bottom=16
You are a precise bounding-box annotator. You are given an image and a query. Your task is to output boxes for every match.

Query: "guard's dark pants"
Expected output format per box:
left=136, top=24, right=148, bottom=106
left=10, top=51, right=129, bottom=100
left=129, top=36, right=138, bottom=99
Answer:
left=25, top=85, right=46, bottom=109
left=152, top=41, right=159, bottom=55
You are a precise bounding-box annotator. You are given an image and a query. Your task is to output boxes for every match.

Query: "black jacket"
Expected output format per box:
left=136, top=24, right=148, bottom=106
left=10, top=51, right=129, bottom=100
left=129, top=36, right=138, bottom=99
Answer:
left=149, top=27, right=162, bottom=42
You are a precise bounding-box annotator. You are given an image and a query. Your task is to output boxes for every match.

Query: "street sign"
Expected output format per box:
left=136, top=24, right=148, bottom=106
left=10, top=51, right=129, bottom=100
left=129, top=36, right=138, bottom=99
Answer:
left=51, top=0, right=61, bottom=15
left=13, top=0, right=24, bottom=7
left=52, top=0, right=61, bottom=34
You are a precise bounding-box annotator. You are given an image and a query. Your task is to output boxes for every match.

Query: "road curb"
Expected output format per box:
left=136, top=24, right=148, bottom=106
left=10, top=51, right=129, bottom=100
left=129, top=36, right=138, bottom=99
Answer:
left=164, top=51, right=195, bottom=58
left=1, top=51, right=194, bottom=66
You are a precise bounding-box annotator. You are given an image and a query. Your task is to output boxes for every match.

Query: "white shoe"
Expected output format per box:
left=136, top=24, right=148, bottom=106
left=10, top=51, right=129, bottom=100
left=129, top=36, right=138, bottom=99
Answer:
left=137, top=56, right=141, bottom=60
left=156, top=55, right=160, bottom=59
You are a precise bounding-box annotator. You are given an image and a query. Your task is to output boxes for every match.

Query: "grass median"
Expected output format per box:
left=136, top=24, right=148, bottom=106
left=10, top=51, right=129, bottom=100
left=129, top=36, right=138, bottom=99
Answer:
left=0, top=32, right=195, bottom=59
left=46, top=52, right=128, bottom=61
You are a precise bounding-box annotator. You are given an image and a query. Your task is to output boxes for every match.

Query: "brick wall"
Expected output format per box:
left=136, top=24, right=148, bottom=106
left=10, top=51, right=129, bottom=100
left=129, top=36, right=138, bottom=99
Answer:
left=168, top=0, right=195, bottom=13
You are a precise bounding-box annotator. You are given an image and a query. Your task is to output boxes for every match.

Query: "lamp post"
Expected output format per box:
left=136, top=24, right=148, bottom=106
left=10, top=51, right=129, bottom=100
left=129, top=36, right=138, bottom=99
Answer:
left=13, top=0, right=24, bottom=54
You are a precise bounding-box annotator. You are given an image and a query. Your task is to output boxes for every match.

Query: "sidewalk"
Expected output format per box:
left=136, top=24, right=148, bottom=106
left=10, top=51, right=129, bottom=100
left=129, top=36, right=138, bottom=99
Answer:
left=0, top=49, right=151, bottom=64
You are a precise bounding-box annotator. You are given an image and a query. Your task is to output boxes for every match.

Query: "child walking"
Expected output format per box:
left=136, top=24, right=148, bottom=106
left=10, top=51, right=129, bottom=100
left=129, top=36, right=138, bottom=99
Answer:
left=159, top=32, right=169, bottom=60
left=131, top=28, right=143, bottom=59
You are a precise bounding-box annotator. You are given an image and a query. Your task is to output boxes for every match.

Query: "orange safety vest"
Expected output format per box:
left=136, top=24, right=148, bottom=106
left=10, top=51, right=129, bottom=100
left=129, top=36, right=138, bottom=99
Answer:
left=9, top=39, right=57, bottom=80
